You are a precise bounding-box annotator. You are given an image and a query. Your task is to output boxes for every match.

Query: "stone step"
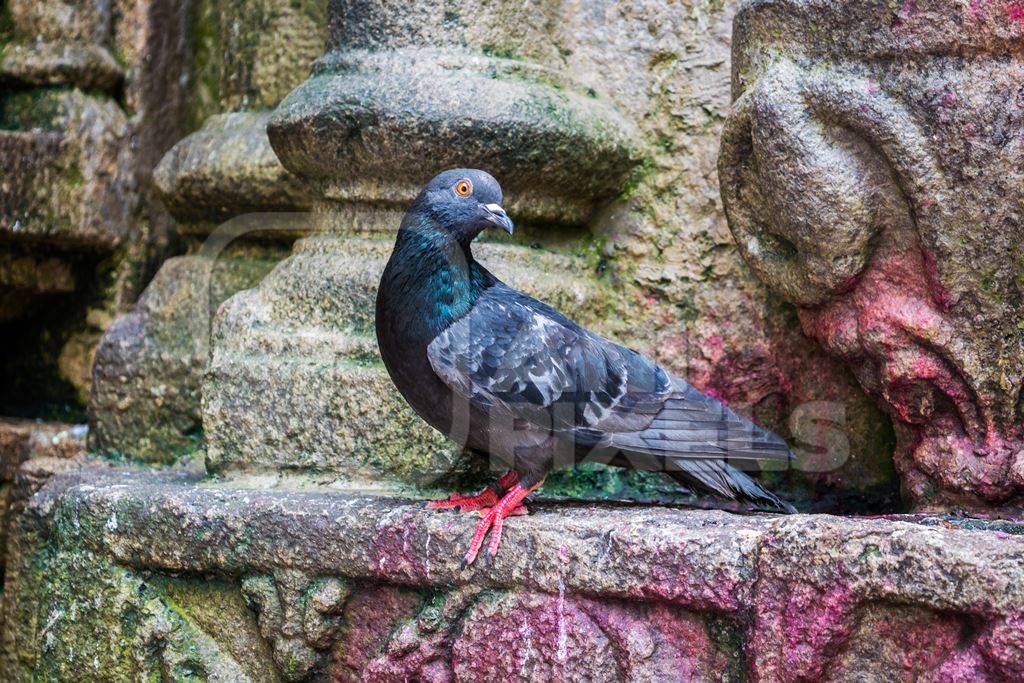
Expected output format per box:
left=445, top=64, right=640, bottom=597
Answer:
left=14, top=465, right=1024, bottom=682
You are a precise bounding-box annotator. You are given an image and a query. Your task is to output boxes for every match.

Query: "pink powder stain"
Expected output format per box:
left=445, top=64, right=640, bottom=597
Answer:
left=577, top=598, right=733, bottom=678
left=749, top=579, right=859, bottom=681
left=705, top=334, right=724, bottom=350
left=941, top=91, right=958, bottom=108
left=969, top=0, right=985, bottom=20
left=450, top=592, right=613, bottom=680
left=367, top=515, right=429, bottom=580
left=702, top=386, right=727, bottom=403
left=793, top=224, right=1024, bottom=508
left=921, top=248, right=954, bottom=312
left=893, top=0, right=917, bottom=28
left=329, top=587, right=422, bottom=680
left=689, top=334, right=790, bottom=412
left=977, top=611, right=1024, bottom=678
left=1008, top=2, right=1024, bottom=23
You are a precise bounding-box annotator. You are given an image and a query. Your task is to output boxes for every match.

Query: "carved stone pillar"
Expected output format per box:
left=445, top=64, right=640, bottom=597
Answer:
left=718, top=0, right=1024, bottom=513
left=201, top=0, right=643, bottom=487
left=88, top=0, right=324, bottom=461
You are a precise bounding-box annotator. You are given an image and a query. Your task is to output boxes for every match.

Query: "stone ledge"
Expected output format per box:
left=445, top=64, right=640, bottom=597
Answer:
left=25, top=465, right=1024, bottom=611
left=6, top=462, right=1023, bottom=680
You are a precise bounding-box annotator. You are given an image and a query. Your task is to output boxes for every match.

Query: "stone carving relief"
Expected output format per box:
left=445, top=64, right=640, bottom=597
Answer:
left=241, top=571, right=350, bottom=680
left=719, top=0, right=1024, bottom=513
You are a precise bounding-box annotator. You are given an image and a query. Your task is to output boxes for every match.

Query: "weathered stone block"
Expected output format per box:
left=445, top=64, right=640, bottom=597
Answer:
left=0, top=0, right=193, bottom=420
left=0, top=91, right=133, bottom=249
left=86, top=0, right=324, bottom=460
left=153, top=112, right=312, bottom=223
left=90, top=249, right=281, bottom=461
left=267, top=0, right=643, bottom=226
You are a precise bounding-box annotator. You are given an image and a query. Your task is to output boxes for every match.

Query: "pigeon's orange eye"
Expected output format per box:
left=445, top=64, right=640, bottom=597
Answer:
left=454, top=179, right=472, bottom=196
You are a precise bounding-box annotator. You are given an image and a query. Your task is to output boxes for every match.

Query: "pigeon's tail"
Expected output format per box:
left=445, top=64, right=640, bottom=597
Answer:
left=605, top=378, right=796, bottom=513
left=664, top=459, right=796, bottom=514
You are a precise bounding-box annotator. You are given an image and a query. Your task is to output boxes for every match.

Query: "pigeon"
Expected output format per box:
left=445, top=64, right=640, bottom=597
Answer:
left=375, top=169, right=795, bottom=566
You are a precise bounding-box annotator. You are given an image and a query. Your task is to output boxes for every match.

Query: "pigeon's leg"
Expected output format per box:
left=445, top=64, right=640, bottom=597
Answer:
left=425, top=471, right=519, bottom=512
left=461, top=477, right=545, bottom=567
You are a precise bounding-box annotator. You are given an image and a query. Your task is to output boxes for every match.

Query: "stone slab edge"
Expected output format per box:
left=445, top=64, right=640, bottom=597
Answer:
left=25, top=464, right=1024, bottom=619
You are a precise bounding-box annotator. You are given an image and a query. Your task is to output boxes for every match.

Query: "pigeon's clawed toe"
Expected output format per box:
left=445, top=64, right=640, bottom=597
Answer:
left=426, top=489, right=499, bottom=513
left=461, top=479, right=544, bottom=568
left=425, top=471, right=519, bottom=514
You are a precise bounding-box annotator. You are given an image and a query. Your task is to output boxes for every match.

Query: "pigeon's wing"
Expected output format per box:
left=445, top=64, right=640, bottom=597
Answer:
left=427, top=283, right=794, bottom=511
left=426, top=283, right=666, bottom=435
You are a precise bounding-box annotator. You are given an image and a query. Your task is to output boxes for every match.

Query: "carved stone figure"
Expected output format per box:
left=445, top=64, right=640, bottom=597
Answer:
left=719, top=0, right=1024, bottom=513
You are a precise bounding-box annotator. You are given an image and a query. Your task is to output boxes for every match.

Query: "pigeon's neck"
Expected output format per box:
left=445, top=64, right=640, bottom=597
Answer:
left=384, top=226, right=489, bottom=334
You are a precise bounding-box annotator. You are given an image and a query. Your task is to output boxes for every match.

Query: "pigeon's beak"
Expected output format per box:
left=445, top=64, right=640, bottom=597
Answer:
left=480, top=203, right=514, bottom=234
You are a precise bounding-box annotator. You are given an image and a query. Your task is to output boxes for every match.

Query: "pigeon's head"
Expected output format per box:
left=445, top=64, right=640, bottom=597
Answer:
left=412, top=168, right=514, bottom=242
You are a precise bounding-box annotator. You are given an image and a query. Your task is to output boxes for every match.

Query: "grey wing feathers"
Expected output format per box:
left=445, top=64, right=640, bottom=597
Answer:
left=427, top=284, right=794, bottom=512
left=427, top=284, right=666, bottom=434
left=609, top=379, right=795, bottom=513
left=607, top=379, right=792, bottom=463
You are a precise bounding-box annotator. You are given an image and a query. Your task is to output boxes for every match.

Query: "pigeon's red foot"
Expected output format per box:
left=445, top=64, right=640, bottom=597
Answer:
left=426, top=488, right=498, bottom=512
left=425, top=471, right=519, bottom=513
left=461, top=478, right=545, bottom=567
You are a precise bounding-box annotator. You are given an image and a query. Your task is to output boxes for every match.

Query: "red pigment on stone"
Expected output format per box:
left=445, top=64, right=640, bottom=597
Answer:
left=797, top=228, right=1022, bottom=509
left=367, top=514, right=429, bottom=580
left=749, top=579, right=859, bottom=681
left=689, top=333, right=789, bottom=412
left=450, top=591, right=616, bottom=680
left=976, top=611, right=1024, bottom=679
left=577, top=597, right=734, bottom=678
left=1008, top=2, right=1024, bottom=23
left=363, top=625, right=452, bottom=683
left=920, top=247, right=954, bottom=312
left=328, top=586, right=422, bottom=681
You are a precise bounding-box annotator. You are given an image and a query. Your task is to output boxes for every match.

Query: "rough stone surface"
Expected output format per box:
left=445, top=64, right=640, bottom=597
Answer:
left=153, top=112, right=313, bottom=223
left=0, top=418, right=84, bottom=575
left=77, top=0, right=900, bottom=509
left=90, top=247, right=282, bottom=461
left=555, top=0, right=899, bottom=510
left=719, top=0, right=1024, bottom=513
left=0, top=419, right=86, bottom=481
left=1, top=464, right=1021, bottom=680
left=0, top=90, right=134, bottom=248
left=268, top=0, right=643, bottom=226
left=87, top=0, right=325, bottom=459
left=0, top=0, right=192, bottom=418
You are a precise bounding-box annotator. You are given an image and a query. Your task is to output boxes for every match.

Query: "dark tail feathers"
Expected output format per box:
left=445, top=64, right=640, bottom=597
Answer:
left=666, top=458, right=796, bottom=514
